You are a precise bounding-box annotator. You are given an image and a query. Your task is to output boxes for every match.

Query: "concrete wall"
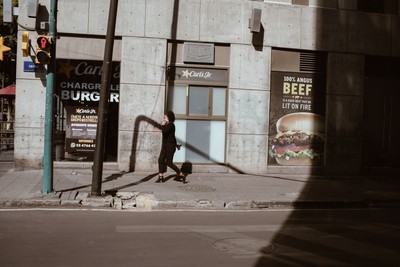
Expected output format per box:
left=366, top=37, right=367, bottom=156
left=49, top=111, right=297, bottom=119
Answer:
left=15, top=28, right=48, bottom=170
left=226, top=44, right=271, bottom=174
left=325, top=53, right=364, bottom=175
left=56, top=37, right=122, bottom=61
left=118, top=37, right=167, bottom=172
left=15, top=0, right=400, bottom=174
left=15, top=0, right=399, bottom=54
left=14, top=78, right=47, bottom=170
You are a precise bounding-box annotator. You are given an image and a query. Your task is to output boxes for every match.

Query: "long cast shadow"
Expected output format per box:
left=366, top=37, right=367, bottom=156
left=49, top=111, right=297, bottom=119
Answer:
left=57, top=171, right=159, bottom=194
left=57, top=171, right=126, bottom=193
left=253, top=3, right=400, bottom=267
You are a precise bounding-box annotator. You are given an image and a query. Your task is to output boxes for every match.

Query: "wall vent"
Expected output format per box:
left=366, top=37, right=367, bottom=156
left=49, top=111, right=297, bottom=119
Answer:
left=300, top=52, right=327, bottom=73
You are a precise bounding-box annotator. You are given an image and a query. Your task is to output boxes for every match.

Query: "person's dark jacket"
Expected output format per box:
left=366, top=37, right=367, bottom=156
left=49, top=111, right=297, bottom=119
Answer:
left=161, top=122, right=177, bottom=145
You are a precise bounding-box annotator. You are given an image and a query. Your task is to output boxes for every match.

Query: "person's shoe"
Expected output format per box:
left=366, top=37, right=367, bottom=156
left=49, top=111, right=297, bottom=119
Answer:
left=155, top=176, right=163, bottom=183
left=180, top=174, right=186, bottom=183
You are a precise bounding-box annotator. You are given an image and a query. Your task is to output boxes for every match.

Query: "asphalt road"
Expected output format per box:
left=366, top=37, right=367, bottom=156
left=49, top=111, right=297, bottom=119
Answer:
left=0, top=208, right=399, bottom=267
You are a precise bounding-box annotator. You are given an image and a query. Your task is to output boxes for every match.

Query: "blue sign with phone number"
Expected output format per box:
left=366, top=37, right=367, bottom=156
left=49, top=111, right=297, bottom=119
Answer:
left=23, top=61, right=37, bottom=72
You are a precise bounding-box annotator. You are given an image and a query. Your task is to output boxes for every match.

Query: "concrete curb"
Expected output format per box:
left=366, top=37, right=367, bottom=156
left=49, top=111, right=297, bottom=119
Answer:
left=1, top=192, right=400, bottom=210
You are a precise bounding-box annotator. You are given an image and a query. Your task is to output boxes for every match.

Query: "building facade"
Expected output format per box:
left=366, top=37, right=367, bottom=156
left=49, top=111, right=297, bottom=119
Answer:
left=15, top=0, right=400, bottom=176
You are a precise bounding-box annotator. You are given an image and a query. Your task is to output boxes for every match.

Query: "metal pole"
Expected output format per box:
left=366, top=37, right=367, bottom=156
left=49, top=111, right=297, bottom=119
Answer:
left=91, top=0, right=119, bottom=196
left=42, top=0, right=57, bottom=194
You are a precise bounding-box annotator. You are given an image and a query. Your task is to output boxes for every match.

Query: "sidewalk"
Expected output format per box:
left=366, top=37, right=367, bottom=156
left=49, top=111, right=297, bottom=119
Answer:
left=1, top=163, right=400, bottom=210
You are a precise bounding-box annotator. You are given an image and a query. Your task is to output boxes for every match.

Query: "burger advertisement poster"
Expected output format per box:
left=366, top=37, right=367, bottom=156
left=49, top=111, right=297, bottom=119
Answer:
left=268, top=72, right=326, bottom=166
left=65, top=106, right=98, bottom=153
left=57, top=59, right=120, bottom=154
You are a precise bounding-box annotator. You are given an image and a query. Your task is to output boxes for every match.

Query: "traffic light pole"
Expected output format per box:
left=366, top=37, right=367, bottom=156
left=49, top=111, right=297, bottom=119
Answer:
left=91, top=0, right=119, bottom=196
left=42, top=0, right=57, bottom=194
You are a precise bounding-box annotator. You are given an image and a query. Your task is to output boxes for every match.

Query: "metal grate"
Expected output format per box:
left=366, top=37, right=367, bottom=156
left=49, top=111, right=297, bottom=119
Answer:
left=300, top=52, right=327, bottom=73
left=178, top=184, right=216, bottom=192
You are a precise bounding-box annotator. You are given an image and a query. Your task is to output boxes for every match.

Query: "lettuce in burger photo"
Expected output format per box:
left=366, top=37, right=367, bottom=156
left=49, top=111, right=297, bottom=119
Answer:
left=269, top=112, right=325, bottom=166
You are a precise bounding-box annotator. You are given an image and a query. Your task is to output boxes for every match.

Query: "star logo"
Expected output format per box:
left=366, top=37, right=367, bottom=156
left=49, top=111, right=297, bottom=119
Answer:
left=0, top=36, right=11, bottom=61
left=58, top=59, right=75, bottom=79
left=182, top=69, right=190, bottom=79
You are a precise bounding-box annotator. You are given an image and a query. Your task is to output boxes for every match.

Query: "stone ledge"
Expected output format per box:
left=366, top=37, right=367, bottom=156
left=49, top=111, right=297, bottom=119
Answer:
left=81, top=195, right=113, bottom=208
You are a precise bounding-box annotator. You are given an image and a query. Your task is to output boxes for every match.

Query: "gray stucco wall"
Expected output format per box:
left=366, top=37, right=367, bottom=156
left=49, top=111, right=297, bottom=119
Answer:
left=14, top=0, right=400, bottom=174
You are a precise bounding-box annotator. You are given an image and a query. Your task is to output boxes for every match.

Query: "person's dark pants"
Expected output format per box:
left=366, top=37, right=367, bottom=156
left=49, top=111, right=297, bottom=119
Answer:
left=158, top=143, right=180, bottom=174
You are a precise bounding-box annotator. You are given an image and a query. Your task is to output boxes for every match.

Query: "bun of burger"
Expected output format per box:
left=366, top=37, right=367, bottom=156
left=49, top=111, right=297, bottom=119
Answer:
left=269, top=112, right=325, bottom=166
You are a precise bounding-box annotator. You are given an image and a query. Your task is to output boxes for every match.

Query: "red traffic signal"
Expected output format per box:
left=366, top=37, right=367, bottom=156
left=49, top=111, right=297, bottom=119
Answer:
left=35, top=35, right=52, bottom=64
left=37, top=36, right=51, bottom=49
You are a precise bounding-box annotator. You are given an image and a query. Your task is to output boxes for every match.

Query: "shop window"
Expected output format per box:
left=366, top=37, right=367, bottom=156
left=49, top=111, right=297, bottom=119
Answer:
left=168, top=86, right=186, bottom=115
left=168, top=85, right=227, bottom=119
left=189, top=87, right=209, bottom=116
left=212, top=88, right=226, bottom=116
left=55, top=59, right=120, bottom=162
left=166, top=53, right=229, bottom=163
left=168, top=84, right=227, bottom=163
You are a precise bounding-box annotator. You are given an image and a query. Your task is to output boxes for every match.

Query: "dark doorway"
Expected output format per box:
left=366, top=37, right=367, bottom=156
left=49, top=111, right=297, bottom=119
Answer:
left=363, top=56, right=400, bottom=174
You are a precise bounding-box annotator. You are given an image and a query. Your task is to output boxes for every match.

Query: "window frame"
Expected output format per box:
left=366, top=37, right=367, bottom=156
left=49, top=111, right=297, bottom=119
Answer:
left=167, top=82, right=228, bottom=121
left=166, top=65, right=229, bottom=164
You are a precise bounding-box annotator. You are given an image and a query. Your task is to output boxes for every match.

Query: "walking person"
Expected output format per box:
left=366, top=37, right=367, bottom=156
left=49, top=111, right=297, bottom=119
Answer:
left=156, top=111, right=186, bottom=183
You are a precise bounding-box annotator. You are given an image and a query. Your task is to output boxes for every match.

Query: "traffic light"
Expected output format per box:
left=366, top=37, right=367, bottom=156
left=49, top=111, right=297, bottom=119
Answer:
left=35, top=35, right=52, bottom=64
left=21, top=32, right=30, bottom=57
left=0, top=36, right=11, bottom=61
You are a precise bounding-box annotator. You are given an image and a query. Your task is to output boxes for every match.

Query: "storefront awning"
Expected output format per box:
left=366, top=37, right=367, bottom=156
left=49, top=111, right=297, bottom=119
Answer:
left=0, top=84, right=16, bottom=96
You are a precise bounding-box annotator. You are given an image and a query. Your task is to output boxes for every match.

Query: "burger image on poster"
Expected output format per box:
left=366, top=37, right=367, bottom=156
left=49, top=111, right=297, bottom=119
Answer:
left=269, top=112, right=325, bottom=166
